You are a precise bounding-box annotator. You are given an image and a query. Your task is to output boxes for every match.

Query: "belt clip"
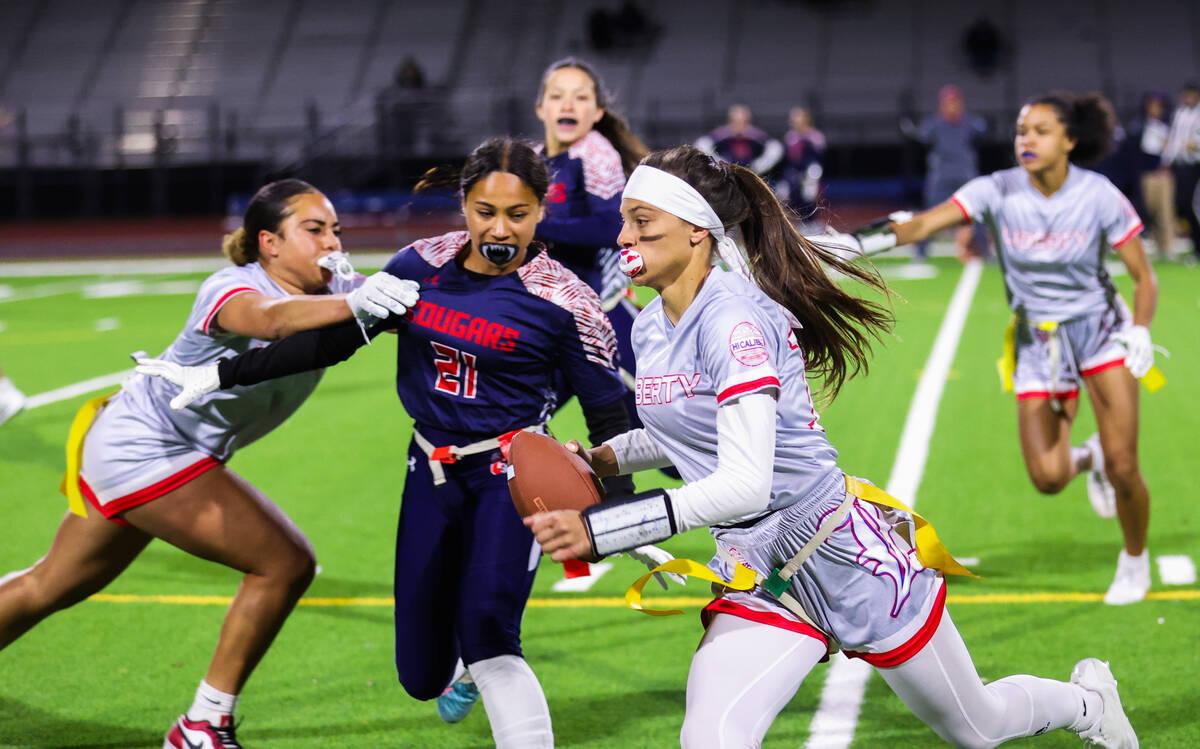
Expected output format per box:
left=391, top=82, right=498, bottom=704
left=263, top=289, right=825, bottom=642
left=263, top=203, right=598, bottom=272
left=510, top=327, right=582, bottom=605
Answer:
left=762, top=568, right=790, bottom=598
left=430, top=446, right=458, bottom=464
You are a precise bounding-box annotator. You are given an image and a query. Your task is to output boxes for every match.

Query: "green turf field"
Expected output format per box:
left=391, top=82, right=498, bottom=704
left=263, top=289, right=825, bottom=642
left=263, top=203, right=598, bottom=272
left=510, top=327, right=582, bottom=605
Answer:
left=0, top=256, right=1196, bottom=747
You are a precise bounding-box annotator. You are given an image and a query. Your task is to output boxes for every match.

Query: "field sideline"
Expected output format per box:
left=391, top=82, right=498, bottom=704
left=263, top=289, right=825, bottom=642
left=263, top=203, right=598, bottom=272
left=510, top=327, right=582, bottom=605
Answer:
left=0, top=254, right=1197, bottom=747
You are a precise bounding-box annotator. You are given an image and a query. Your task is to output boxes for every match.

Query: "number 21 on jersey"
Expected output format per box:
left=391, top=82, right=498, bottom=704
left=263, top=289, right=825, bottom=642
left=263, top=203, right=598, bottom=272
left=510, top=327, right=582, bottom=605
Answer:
left=431, top=342, right=478, bottom=398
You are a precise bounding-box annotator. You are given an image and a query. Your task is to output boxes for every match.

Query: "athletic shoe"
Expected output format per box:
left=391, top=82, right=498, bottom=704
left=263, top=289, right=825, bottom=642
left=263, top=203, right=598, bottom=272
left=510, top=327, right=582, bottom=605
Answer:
left=163, top=714, right=244, bottom=749
left=1083, top=434, right=1116, bottom=519
left=0, top=378, right=25, bottom=427
left=1104, top=549, right=1150, bottom=606
left=437, top=679, right=480, bottom=723
left=1070, top=658, right=1138, bottom=748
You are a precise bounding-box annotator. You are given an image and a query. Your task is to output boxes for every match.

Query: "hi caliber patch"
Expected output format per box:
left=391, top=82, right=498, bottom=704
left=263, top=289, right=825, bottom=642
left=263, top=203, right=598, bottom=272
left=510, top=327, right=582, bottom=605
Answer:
left=729, top=321, right=769, bottom=366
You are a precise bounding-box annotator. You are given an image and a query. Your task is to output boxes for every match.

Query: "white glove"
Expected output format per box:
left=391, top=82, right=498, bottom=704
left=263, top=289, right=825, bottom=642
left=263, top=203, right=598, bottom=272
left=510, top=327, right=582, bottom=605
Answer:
left=1113, top=325, right=1153, bottom=378
left=816, top=230, right=864, bottom=261
left=625, top=544, right=687, bottom=591
left=346, top=272, right=420, bottom=322
left=134, top=357, right=220, bottom=410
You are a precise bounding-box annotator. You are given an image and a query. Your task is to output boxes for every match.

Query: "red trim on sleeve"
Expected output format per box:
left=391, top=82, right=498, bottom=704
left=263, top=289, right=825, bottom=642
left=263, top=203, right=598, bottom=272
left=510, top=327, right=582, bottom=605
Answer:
left=81, top=457, right=222, bottom=520
left=1016, top=389, right=1079, bottom=402
left=717, top=376, right=781, bottom=404
left=202, top=287, right=258, bottom=333
left=1111, top=223, right=1144, bottom=248
left=1081, top=358, right=1126, bottom=378
left=949, top=196, right=971, bottom=222
left=702, top=597, right=829, bottom=652
left=844, top=582, right=946, bottom=668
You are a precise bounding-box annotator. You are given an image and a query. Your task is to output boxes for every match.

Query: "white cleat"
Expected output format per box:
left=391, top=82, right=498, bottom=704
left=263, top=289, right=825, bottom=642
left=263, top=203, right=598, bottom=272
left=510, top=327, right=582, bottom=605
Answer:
left=1070, top=658, right=1138, bottom=748
left=1083, top=434, right=1116, bottom=519
left=1103, top=550, right=1150, bottom=606
left=0, top=377, right=25, bottom=427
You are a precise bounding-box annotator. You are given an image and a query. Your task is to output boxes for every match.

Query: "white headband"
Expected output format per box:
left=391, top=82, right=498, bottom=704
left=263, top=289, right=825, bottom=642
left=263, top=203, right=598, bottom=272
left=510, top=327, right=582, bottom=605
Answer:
left=622, top=165, right=801, bottom=329
left=623, top=165, right=752, bottom=280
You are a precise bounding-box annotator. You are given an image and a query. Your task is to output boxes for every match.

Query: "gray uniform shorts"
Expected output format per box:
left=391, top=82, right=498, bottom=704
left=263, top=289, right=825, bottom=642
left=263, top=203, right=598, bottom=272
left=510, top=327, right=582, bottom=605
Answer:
left=707, top=470, right=943, bottom=655
left=1013, top=298, right=1130, bottom=400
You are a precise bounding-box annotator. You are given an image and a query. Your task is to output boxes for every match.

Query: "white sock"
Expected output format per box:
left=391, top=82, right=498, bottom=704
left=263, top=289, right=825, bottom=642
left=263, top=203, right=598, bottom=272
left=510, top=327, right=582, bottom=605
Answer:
left=187, top=679, right=238, bottom=724
left=470, top=654, right=553, bottom=749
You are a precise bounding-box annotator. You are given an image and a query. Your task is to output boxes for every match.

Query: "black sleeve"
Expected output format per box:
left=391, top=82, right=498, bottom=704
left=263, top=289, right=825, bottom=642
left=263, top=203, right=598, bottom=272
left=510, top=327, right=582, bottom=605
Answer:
left=217, top=318, right=389, bottom=388
left=582, top=395, right=636, bottom=499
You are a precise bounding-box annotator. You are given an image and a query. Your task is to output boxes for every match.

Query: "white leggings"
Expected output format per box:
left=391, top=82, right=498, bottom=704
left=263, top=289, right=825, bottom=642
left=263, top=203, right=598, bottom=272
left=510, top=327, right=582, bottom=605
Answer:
left=682, top=611, right=1094, bottom=749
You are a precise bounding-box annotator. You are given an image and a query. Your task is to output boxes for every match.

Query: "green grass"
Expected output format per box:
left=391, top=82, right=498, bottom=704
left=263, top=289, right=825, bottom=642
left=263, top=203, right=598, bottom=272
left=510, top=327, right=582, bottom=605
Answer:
left=0, top=256, right=1197, bottom=747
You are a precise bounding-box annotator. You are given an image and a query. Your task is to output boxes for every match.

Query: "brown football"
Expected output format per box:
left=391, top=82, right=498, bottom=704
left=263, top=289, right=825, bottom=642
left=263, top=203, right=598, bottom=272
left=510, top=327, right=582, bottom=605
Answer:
left=507, top=432, right=606, bottom=518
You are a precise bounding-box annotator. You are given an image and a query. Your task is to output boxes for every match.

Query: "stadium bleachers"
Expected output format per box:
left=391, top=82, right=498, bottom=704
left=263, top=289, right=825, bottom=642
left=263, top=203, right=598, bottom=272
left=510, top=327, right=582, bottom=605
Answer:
left=0, top=0, right=1197, bottom=168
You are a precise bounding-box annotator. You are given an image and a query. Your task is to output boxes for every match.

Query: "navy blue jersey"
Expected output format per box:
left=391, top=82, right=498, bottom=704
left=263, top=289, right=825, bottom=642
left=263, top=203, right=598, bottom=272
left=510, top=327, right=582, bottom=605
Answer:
left=703, top=125, right=772, bottom=167
left=535, top=131, right=625, bottom=295
left=383, top=231, right=624, bottom=443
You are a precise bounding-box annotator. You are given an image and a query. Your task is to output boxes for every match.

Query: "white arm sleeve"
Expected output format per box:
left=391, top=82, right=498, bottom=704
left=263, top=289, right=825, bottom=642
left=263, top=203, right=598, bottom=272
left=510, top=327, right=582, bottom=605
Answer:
left=604, top=428, right=673, bottom=474
left=667, top=391, right=777, bottom=533
left=751, top=138, right=784, bottom=175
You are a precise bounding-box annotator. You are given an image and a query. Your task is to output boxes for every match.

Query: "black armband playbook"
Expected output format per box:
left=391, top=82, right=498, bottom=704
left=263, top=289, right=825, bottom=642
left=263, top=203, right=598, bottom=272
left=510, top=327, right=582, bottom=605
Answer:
left=581, top=489, right=676, bottom=557
left=217, top=318, right=381, bottom=388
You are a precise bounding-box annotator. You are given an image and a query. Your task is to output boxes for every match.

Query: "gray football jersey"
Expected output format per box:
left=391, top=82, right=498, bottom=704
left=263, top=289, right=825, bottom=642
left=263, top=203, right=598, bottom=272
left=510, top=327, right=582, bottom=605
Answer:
left=632, top=268, right=839, bottom=509
left=117, top=262, right=358, bottom=461
left=953, top=166, right=1143, bottom=322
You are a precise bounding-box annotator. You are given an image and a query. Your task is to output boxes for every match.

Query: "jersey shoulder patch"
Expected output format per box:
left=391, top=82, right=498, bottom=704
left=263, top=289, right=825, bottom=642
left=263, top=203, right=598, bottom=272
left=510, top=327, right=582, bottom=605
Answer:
left=409, top=230, right=469, bottom=268
left=567, top=131, right=626, bottom=200
left=518, top=247, right=617, bottom=368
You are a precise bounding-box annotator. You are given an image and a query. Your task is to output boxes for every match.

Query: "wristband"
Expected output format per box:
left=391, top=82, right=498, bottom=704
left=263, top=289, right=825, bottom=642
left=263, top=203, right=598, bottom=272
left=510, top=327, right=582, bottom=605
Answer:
left=581, top=489, right=677, bottom=556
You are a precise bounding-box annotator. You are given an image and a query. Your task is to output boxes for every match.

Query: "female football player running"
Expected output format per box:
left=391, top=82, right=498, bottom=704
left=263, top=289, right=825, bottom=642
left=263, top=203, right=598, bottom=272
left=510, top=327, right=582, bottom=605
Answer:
left=138, top=138, right=648, bottom=749
left=0, top=179, right=417, bottom=749
left=842, top=92, right=1156, bottom=606
left=526, top=145, right=1138, bottom=749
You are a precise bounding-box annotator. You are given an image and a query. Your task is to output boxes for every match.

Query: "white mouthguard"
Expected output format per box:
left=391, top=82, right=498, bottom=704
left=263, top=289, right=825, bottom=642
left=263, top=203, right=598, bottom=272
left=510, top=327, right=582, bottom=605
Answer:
left=317, top=251, right=357, bottom=282
left=618, top=248, right=645, bottom=278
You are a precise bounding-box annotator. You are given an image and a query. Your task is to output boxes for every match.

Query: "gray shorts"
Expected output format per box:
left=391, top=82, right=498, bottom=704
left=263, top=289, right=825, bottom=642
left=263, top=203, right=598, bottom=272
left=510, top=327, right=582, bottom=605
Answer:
left=707, top=470, right=943, bottom=655
left=1013, top=298, right=1130, bottom=400
left=79, top=391, right=220, bottom=518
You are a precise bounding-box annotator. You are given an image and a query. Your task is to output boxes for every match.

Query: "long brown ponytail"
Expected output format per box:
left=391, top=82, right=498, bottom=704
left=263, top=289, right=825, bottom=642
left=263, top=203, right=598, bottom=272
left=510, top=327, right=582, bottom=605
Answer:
left=642, top=146, right=893, bottom=400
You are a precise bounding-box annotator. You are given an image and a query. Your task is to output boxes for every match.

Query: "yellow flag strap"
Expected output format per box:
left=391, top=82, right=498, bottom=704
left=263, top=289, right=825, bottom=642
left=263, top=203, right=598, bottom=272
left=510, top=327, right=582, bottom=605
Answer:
left=1139, top=365, right=1166, bottom=393
left=59, top=391, right=117, bottom=518
left=624, top=475, right=977, bottom=617
left=625, top=558, right=756, bottom=616
left=843, top=476, right=978, bottom=579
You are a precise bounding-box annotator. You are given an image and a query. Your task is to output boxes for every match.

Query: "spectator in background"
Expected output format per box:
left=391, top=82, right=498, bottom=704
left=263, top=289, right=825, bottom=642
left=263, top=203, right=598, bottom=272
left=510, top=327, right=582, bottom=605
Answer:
left=696, top=104, right=783, bottom=177
left=377, top=56, right=430, bottom=157
left=394, top=56, right=426, bottom=90
left=902, top=85, right=988, bottom=262
left=1129, top=91, right=1175, bottom=259
left=775, top=106, right=826, bottom=222
left=1163, top=82, right=1200, bottom=263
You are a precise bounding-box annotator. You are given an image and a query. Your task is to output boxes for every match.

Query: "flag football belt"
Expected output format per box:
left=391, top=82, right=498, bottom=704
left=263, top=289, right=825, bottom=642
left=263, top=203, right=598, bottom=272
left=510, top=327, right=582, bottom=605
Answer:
left=412, top=424, right=543, bottom=486
left=624, top=476, right=976, bottom=640
left=60, top=390, right=119, bottom=518
left=998, top=315, right=1166, bottom=396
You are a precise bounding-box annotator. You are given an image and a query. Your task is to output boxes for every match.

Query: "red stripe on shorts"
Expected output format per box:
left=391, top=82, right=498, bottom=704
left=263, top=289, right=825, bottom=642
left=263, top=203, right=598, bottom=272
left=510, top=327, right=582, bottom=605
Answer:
left=1081, top=358, right=1125, bottom=378
left=1016, top=389, right=1079, bottom=402
left=843, top=581, right=947, bottom=668
left=702, top=596, right=830, bottom=652
left=80, top=457, right=222, bottom=522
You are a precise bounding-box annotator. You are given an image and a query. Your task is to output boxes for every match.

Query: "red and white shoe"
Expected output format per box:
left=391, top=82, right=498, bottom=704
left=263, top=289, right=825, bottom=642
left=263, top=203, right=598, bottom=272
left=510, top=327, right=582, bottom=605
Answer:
left=163, top=714, right=244, bottom=749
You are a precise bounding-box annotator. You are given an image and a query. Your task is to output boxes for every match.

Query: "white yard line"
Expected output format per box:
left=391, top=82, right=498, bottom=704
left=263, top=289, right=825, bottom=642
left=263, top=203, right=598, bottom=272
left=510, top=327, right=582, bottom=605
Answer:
left=24, top=370, right=133, bottom=410
left=804, top=259, right=983, bottom=749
